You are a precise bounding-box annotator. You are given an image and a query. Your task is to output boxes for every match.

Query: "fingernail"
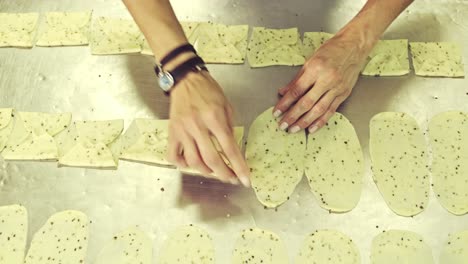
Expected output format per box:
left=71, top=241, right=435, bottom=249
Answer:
left=280, top=122, right=289, bottom=131
left=273, top=110, right=282, bottom=118
left=230, top=178, right=240, bottom=185
left=309, top=125, right=319, bottom=134
left=239, top=176, right=251, bottom=188
left=289, top=126, right=300, bottom=133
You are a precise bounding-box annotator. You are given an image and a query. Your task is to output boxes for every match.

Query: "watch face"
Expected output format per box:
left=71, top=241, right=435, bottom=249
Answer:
left=158, top=72, right=174, bottom=92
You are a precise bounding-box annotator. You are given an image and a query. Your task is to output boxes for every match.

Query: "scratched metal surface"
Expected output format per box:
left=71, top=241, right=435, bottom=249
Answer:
left=0, top=0, right=468, bottom=263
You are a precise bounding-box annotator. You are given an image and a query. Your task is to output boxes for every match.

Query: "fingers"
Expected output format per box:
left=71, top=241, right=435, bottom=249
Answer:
left=167, top=125, right=188, bottom=168
left=203, top=111, right=251, bottom=187
left=273, top=70, right=317, bottom=118
left=308, top=95, right=346, bottom=134
left=181, top=134, right=213, bottom=176
left=277, top=68, right=305, bottom=96
left=289, top=90, right=337, bottom=132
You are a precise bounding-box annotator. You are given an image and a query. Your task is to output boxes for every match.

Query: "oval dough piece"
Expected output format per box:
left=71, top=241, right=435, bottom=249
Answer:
left=371, top=230, right=434, bottom=264
left=232, top=228, right=288, bottom=264
left=159, top=225, right=215, bottom=264
left=0, top=205, right=28, bottom=264
left=369, top=112, right=430, bottom=216
left=296, top=230, right=360, bottom=264
left=24, top=210, right=89, bottom=264
left=95, top=227, right=152, bottom=264
left=440, top=230, right=468, bottom=264
left=305, top=113, right=364, bottom=212
left=429, top=111, right=468, bottom=215
left=246, top=107, right=306, bottom=208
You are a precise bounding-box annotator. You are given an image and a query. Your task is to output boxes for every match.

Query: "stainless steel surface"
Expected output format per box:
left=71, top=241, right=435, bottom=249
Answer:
left=1, top=0, right=468, bottom=263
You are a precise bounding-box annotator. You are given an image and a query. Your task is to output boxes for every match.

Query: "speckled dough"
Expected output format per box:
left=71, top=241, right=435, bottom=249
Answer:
left=302, top=31, right=333, bottom=58
left=362, top=39, right=410, bottom=76
left=0, top=108, right=14, bottom=152
left=305, top=113, right=364, bottom=213
left=0, top=205, right=28, bottom=264
left=36, top=11, right=92, bottom=46
left=95, top=227, right=152, bottom=264
left=24, top=210, right=89, bottom=264
left=246, top=107, right=306, bottom=208
left=410, top=42, right=464, bottom=77
left=371, top=230, right=434, bottom=264
left=232, top=228, right=288, bottom=264
left=0, top=13, right=39, bottom=47
left=90, top=17, right=142, bottom=55
left=158, top=225, right=214, bottom=264
left=429, top=111, right=468, bottom=215
left=440, top=230, right=468, bottom=264
left=296, top=230, right=360, bottom=264
left=369, top=112, right=430, bottom=216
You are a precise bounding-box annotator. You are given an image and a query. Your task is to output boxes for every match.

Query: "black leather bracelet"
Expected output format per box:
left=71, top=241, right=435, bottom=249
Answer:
left=159, top=43, right=197, bottom=66
left=155, top=56, right=208, bottom=94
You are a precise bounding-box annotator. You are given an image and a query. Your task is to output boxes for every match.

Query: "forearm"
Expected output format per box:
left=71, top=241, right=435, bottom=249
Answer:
left=337, top=0, right=414, bottom=51
left=123, top=0, right=188, bottom=62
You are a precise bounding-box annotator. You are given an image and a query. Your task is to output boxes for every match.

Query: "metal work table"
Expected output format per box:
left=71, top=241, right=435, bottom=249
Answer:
left=1, top=0, right=467, bottom=263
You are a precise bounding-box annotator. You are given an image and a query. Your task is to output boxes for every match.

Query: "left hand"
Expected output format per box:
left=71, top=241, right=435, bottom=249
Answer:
left=273, top=32, right=371, bottom=134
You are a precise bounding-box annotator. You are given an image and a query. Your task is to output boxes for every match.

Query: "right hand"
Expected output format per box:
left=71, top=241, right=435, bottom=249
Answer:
left=167, top=70, right=251, bottom=187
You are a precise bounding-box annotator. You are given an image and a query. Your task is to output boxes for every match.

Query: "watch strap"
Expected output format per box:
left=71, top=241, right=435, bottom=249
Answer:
left=170, top=56, right=207, bottom=84
left=160, top=43, right=197, bottom=66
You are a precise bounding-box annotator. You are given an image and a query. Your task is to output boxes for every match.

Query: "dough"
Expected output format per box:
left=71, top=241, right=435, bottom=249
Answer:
left=36, top=11, right=92, bottom=46
left=371, top=230, right=434, bottom=264
left=440, top=230, right=468, bottom=264
left=232, top=228, right=288, bottom=264
left=410, top=42, right=464, bottom=77
left=0, top=108, right=14, bottom=152
left=369, top=112, right=430, bottom=216
left=296, top=230, right=360, bottom=264
left=302, top=32, right=333, bottom=58
left=0, top=13, right=39, bottom=47
left=0, top=205, right=28, bottom=264
left=95, top=227, right=152, bottom=264
left=25, top=210, right=89, bottom=264
left=247, top=27, right=305, bottom=67
left=192, top=23, right=249, bottom=64
left=2, top=111, right=71, bottom=160
left=90, top=17, right=142, bottom=55
left=246, top=107, right=306, bottom=208
left=362, top=39, right=410, bottom=76
left=305, top=113, right=364, bottom=212
left=428, top=111, right=468, bottom=215
left=56, top=120, right=123, bottom=168
left=159, top=225, right=214, bottom=264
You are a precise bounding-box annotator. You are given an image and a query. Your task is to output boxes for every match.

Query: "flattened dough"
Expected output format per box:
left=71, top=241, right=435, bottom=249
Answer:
left=429, top=111, right=468, bottom=215
left=369, top=112, right=430, bottom=216
left=90, top=17, right=142, bottom=55
left=0, top=108, right=14, bottom=152
left=192, top=23, right=248, bottom=63
left=57, top=120, right=123, bottom=168
left=0, top=205, right=28, bottom=264
left=0, top=13, right=39, bottom=47
left=247, top=27, right=305, bottom=67
left=246, top=107, right=306, bottom=208
left=440, top=230, right=468, bottom=264
left=2, top=111, right=71, bottom=160
left=410, top=42, right=464, bottom=77
left=302, top=32, right=333, bottom=58
left=232, top=228, right=288, bottom=264
left=305, top=113, right=364, bottom=212
left=95, top=227, right=152, bottom=264
left=36, top=11, right=92, bottom=46
left=371, top=230, right=434, bottom=264
left=362, top=39, right=410, bottom=76
left=159, top=225, right=214, bottom=264
left=296, top=230, right=360, bottom=264
left=24, top=210, right=89, bottom=264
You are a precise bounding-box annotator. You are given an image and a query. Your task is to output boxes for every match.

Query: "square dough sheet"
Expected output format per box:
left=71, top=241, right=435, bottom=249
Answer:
left=247, top=27, right=305, bottom=67
left=362, top=39, right=410, bottom=76
left=0, top=108, right=14, bottom=152
left=36, top=11, right=92, bottom=46
left=302, top=32, right=333, bottom=58
left=90, top=17, right=142, bottom=55
left=0, top=13, right=39, bottom=48
left=410, top=42, right=464, bottom=77
left=191, top=22, right=249, bottom=64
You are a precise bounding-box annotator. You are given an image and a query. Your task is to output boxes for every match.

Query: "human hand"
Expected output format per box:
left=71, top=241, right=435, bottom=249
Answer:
left=167, top=70, right=250, bottom=187
left=273, top=32, right=372, bottom=134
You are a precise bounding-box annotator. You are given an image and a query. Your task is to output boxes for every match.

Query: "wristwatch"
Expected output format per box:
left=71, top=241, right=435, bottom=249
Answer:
left=155, top=56, right=208, bottom=93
